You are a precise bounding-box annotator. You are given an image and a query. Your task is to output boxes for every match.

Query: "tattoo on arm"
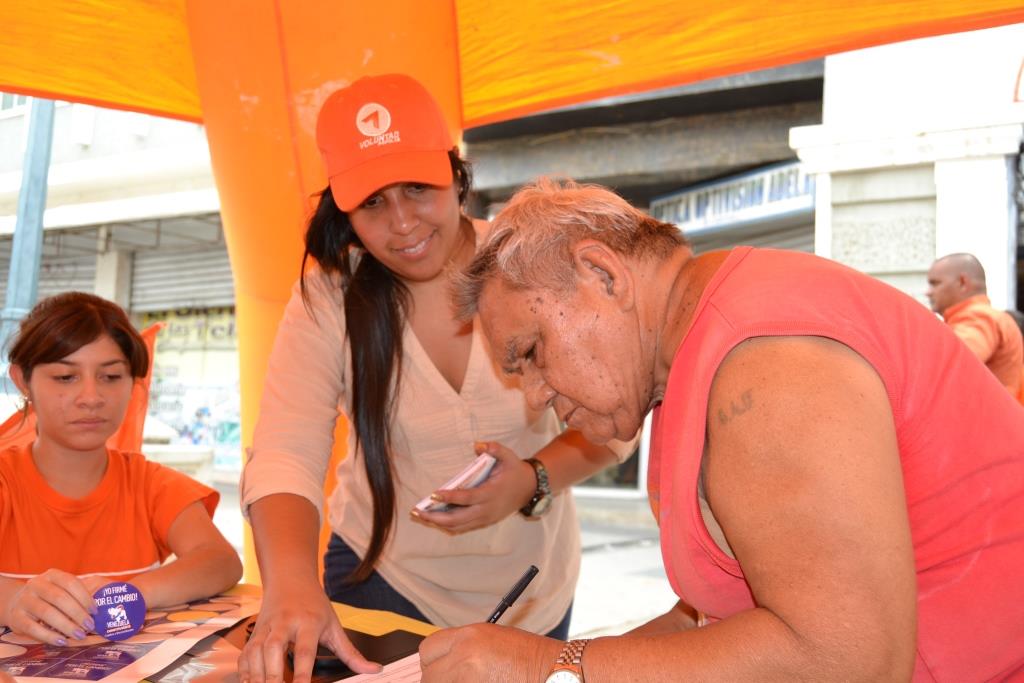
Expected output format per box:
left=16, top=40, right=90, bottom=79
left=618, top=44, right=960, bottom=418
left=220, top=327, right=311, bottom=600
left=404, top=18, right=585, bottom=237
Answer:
left=716, top=389, right=754, bottom=425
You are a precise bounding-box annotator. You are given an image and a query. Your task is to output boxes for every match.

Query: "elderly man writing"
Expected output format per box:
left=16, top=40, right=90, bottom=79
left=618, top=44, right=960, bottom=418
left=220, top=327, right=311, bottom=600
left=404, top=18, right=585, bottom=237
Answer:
left=418, top=179, right=1024, bottom=682
left=926, top=252, right=1023, bottom=396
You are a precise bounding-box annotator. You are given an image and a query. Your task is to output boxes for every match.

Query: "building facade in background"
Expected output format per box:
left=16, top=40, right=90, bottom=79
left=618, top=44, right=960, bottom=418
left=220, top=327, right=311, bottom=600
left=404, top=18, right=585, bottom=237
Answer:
left=792, top=23, right=1024, bottom=309
left=0, top=98, right=237, bottom=479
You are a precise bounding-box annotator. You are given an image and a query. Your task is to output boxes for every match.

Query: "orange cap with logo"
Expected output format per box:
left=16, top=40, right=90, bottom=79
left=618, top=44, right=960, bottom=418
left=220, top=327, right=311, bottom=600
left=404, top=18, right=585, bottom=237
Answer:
left=316, top=73, right=454, bottom=212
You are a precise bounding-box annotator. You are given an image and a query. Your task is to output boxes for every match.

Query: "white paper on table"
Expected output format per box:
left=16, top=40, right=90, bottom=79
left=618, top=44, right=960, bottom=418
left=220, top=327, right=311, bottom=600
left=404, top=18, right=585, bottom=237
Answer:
left=333, top=653, right=421, bottom=682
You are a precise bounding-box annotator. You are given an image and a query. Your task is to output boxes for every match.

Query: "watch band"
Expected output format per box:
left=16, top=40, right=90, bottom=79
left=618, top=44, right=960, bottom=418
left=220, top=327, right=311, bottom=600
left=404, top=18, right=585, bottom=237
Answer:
left=545, top=638, right=591, bottom=682
left=519, top=457, right=552, bottom=517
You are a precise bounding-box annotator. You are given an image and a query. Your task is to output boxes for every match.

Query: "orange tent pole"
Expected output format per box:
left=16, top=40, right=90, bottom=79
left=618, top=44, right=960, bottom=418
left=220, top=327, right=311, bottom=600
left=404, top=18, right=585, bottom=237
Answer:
left=184, top=0, right=462, bottom=582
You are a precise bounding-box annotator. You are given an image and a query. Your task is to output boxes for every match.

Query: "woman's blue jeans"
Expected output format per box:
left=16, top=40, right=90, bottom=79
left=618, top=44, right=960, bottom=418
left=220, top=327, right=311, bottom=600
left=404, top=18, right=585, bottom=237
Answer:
left=323, top=533, right=572, bottom=639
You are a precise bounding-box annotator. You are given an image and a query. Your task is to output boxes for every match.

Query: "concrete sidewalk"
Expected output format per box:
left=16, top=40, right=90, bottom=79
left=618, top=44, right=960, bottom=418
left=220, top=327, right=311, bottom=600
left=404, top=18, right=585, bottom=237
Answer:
left=570, top=520, right=674, bottom=638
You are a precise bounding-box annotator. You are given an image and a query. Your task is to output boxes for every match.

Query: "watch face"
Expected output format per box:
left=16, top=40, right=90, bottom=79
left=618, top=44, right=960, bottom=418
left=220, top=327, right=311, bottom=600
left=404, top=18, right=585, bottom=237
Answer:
left=531, top=493, right=553, bottom=516
left=545, top=671, right=582, bottom=683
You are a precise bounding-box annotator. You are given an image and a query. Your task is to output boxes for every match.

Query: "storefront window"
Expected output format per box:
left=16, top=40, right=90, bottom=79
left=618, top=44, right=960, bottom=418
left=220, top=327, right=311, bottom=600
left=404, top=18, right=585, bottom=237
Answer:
left=575, top=414, right=652, bottom=497
left=139, top=307, right=241, bottom=477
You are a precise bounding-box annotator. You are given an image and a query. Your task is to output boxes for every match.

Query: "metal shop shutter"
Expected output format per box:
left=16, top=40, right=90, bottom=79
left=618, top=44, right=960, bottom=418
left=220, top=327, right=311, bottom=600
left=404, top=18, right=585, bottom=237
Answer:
left=130, top=245, right=234, bottom=313
left=0, top=253, right=97, bottom=302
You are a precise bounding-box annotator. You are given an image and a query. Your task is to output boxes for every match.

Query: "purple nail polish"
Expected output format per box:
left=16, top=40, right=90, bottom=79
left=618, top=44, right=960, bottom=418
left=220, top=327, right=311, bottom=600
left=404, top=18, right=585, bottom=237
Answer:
left=83, top=616, right=95, bottom=631
left=56, top=638, right=68, bottom=646
left=72, top=629, right=86, bottom=640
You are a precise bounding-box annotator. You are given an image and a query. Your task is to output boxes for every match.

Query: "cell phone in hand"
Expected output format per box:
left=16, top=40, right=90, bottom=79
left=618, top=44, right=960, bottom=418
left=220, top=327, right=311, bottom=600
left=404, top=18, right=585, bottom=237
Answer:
left=414, top=453, right=497, bottom=513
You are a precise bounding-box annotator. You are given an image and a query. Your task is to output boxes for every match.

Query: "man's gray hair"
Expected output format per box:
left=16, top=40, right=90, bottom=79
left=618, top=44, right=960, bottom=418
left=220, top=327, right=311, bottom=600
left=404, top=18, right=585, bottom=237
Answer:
left=452, top=177, right=687, bottom=320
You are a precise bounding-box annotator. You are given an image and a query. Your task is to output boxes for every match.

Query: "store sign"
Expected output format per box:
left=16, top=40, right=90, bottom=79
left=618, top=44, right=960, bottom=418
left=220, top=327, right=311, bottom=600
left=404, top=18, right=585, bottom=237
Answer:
left=141, top=307, right=237, bottom=350
left=649, top=162, right=815, bottom=234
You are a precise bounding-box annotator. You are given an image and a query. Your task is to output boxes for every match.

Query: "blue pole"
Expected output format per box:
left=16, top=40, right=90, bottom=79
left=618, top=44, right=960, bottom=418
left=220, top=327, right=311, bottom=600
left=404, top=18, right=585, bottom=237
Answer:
left=0, top=97, right=56, bottom=367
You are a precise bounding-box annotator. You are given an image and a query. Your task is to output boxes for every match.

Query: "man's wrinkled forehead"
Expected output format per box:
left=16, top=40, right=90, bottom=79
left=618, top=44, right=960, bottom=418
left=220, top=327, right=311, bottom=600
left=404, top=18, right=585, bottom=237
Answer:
left=478, top=279, right=536, bottom=362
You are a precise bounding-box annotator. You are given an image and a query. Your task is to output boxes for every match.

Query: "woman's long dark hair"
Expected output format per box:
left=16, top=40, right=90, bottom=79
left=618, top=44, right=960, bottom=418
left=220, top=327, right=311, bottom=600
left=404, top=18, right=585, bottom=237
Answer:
left=300, top=149, right=472, bottom=583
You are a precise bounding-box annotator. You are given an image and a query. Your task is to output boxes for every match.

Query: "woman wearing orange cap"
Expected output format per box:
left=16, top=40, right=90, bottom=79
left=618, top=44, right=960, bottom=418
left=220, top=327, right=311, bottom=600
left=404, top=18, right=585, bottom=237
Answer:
left=237, top=74, right=635, bottom=682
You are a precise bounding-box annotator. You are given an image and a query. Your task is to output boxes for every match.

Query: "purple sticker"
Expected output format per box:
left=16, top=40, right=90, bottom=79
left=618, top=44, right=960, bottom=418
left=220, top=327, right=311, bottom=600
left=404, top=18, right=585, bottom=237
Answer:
left=44, top=659, right=122, bottom=680
left=2, top=657, right=62, bottom=677
left=91, top=582, right=146, bottom=641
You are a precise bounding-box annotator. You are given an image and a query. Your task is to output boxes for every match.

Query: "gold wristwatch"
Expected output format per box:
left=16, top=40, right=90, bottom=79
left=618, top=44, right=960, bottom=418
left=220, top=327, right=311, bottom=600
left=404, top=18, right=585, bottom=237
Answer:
left=544, top=639, right=590, bottom=682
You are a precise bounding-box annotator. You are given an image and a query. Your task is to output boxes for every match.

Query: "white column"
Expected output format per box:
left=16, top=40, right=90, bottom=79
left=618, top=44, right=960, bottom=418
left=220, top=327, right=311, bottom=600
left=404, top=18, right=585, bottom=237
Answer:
left=94, top=227, right=134, bottom=308
left=934, top=156, right=1017, bottom=309
left=812, top=172, right=832, bottom=258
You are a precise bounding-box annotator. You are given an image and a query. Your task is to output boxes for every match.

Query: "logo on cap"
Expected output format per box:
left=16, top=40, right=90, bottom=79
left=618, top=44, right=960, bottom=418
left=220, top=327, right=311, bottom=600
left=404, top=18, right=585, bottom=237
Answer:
left=356, top=103, right=391, bottom=137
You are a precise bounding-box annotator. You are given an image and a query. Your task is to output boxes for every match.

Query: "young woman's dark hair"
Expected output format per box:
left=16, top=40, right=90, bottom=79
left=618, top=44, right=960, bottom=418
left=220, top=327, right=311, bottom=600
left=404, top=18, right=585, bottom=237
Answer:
left=300, top=149, right=472, bottom=583
left=8, top=291, right=149, bottom=381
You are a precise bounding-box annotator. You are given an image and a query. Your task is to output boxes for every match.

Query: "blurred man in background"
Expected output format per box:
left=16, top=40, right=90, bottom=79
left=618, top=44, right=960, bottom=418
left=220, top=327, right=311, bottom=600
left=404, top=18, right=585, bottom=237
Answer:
left=926, top=253, right=1024, bottom=397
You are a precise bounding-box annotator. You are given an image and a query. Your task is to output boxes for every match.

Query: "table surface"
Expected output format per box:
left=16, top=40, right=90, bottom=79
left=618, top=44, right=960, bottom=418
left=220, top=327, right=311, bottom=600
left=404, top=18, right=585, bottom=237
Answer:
left=149, top=585, right=436, bottom=683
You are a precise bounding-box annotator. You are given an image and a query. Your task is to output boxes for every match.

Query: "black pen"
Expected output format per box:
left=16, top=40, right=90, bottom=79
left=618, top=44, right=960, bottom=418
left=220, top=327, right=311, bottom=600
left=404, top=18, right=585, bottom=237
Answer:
left=487, top=565, right=539, bottom=623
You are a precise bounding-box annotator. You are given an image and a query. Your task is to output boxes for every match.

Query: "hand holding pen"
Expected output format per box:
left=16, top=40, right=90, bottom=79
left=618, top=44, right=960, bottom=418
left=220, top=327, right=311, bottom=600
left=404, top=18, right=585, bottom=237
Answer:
left=487, top=565, right=539, bottom=624
left=419, top=565, right=548, bottom=681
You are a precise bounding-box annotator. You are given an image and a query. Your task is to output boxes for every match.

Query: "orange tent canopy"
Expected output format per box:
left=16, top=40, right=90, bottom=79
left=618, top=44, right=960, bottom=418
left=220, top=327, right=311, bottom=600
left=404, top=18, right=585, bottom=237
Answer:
left=3, top=0, right=1024, bottom=128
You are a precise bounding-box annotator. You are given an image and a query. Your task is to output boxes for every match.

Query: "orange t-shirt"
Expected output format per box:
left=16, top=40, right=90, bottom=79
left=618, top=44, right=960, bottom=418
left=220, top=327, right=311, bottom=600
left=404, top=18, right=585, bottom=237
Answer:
left=942, top=294, right=1024, bottom=396
left=0, top=445, right=218, bottom=579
